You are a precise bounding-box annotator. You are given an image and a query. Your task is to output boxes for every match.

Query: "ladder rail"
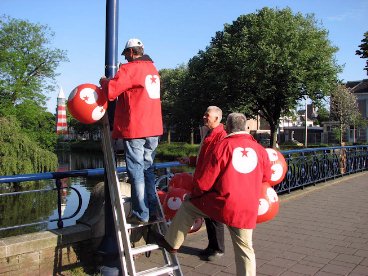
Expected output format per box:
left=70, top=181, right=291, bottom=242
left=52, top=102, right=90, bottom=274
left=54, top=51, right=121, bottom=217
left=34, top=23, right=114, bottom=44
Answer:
left=101, top=115, right=136, bottom=275
left=100, top=113, right=183, bottom=276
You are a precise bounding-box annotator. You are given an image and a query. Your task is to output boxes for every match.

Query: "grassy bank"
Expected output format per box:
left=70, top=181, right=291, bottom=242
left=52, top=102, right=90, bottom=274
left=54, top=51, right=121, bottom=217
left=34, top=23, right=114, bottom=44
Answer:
left=156, top=142, right=200, bottom=161
left=64, top=140, right=200, bottom=160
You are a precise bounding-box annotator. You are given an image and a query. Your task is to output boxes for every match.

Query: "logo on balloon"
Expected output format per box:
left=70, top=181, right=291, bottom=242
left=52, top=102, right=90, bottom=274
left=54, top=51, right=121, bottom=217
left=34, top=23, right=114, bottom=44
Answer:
left=265, top=148, right=287, bottom=186
left=257, top=182, right=279, bottom=224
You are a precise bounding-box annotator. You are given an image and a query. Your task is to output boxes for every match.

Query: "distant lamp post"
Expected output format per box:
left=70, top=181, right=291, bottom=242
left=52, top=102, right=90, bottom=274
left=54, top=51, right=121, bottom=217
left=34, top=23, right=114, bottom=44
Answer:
left=305, top=96, right=308, bottom=148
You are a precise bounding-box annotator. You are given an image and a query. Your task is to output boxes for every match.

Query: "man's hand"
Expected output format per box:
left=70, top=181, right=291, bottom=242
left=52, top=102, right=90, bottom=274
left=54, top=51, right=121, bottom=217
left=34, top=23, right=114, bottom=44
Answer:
left=178, top=157, right=190, bottom=165
left=99, top=76, right=109, bottom=95
left=99, top=76, right=108, bottom=86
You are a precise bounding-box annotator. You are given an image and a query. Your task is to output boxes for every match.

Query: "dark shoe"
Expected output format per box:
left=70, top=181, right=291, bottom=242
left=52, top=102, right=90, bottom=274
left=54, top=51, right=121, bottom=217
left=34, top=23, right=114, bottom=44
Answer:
left=126, top=215, right=146, bottom=225
left=150, top=231, right=177, bottom=253
left=199, top=247, right=214, bottom=256
left=148, top=214, right=164, bottom=223
left=207, top=251, right=224, bottom=262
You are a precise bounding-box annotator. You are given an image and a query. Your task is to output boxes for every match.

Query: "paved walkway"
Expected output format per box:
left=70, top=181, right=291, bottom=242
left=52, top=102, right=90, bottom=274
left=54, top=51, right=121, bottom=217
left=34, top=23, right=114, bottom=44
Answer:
left=136, top=171, right=368, bottom=275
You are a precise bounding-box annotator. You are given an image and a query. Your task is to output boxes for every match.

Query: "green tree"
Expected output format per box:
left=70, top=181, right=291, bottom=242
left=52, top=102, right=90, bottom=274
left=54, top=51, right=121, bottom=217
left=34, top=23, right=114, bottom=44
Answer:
left=0, top=16, right=68, bottom=153
left=0, top=16, right=68, bottom=107
left=315, top=105, right=330, bottom=126
left=0, top=117, right=57, bottom=175
left=184, top=7, right=340, bottom=147
left=330, top=84, right=362, bottom=145
left=160, top=65, right=189, bottom=143
left=356, top=31, right=368, bottom=75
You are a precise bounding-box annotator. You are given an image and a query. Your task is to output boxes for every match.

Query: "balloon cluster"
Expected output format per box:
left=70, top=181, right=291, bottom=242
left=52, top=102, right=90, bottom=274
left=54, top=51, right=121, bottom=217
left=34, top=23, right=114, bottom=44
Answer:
left=67, top=83, right=108, bottom=124
left=257, top=148, right=287, bottom=224
left=158, top=173, right=204, bottom=233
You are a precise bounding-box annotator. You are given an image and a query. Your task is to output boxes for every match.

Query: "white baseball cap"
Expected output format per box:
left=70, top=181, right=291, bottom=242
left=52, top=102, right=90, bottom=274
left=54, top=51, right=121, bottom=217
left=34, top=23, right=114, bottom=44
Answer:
left=123, top=38, right=144, bottom=53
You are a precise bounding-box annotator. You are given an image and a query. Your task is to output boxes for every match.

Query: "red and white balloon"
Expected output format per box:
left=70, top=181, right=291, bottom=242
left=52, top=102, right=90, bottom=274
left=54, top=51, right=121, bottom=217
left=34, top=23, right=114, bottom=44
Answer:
left=168, top=172, right=193, bottom=192
left=67, top=83, right=108, bottom=124
left=163, top=187, right=191, bottom=220
left=257, top=182, right=279, bottom=223
left=188, top=217, right=204, bottom=233
left=265, top=148, right=287, bottom=186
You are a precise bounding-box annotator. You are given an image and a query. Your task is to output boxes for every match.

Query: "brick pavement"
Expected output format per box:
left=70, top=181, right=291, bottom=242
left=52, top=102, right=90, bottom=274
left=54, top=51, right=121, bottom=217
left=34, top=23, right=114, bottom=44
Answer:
left=136, top=171, right=368, bottom=275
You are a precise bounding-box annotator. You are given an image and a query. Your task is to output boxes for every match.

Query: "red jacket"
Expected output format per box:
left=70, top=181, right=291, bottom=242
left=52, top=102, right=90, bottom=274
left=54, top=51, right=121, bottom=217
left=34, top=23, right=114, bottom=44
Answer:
left=193, top=124, right=227, bottom=178
left=107, top=55, right=163, bottom=139
left=191, top=133, right=271, bottom=229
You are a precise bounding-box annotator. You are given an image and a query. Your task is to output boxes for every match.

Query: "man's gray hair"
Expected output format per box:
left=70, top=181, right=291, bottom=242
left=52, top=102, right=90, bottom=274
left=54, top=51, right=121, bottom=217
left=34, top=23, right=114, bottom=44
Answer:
left=226, top=113, right=247, bottom=133
left=207, top=106, right=222, bottom=121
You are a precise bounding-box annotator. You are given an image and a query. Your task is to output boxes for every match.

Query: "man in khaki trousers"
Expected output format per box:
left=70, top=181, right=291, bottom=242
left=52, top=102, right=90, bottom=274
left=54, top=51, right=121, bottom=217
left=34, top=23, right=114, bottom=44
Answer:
left=153, top=113, right=272, bottom=276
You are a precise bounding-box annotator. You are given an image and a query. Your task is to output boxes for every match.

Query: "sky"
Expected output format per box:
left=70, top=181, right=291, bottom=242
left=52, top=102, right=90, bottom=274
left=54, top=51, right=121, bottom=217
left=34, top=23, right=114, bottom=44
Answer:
left=1, top=0, right=367, bottom=114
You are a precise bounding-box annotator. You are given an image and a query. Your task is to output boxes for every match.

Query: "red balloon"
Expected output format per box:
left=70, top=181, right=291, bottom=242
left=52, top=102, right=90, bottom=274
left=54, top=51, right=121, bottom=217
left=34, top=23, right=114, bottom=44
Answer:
left=265, top=148, right=288, bottom=186
left=257, top=182, right=279, bottom=224
left=163, top=187, right=191, bottom=220
left=157, top=189, right=167, bottom=206
left=188, top=217, right=204, bottom=234
left=168, top=173, right=194, bottom=192
left=67, top=83, right=108, bottom=124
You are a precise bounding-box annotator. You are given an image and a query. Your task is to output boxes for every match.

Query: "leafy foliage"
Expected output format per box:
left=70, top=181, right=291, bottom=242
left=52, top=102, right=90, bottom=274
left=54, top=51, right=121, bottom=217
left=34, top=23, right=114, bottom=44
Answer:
left=330, top=85, right=362, bottom=144
left=0, top=15, right=68, bottom=106
left=176, top=7, right=340, bottom=147
left=356, top=31, right=368, bottom=75
left=0, top=16, right=68, bottom=171
left=0, top=116, right=57, bottom=175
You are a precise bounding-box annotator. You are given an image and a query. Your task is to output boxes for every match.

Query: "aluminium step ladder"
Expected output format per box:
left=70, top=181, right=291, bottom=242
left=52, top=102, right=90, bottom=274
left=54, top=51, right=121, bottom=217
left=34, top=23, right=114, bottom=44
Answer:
left=100, top=114, right=183, bottom=276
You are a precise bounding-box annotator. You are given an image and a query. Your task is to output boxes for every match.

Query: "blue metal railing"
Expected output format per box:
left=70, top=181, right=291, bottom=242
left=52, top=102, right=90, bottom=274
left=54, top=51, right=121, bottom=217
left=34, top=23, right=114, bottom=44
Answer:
left=1, top=147, right=367, bottom=234
left=275, top=145, right=368, bottom=193
left=0, top=162, right=182, bottom=234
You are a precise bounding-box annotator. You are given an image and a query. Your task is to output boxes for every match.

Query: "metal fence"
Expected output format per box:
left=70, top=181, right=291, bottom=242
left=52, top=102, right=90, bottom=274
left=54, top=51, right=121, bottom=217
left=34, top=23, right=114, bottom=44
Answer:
left=276, top=145, right=368, bottom=193
left=1, top=146, right=367, bottom=234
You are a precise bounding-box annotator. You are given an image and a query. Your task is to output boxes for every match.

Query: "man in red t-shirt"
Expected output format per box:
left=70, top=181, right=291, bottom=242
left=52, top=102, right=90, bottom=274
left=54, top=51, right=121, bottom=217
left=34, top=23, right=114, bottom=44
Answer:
left=100, top=38, right=163, bottom=224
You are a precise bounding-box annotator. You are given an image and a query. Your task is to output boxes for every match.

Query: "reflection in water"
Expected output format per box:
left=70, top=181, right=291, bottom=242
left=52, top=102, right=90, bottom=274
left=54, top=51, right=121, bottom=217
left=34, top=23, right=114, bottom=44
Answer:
left=0, top=151, right=125, bottom=237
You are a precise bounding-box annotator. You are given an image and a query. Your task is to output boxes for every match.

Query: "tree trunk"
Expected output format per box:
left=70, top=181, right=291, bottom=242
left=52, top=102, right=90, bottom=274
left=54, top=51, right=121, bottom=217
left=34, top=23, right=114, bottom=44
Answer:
left=167, top=129, right=171, bottom=144
left=190, top=130, right=194, bottom=145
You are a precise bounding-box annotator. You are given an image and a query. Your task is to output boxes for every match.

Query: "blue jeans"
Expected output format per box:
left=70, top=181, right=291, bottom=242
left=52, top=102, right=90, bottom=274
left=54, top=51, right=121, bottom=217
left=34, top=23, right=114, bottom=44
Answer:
left=123, top=136, right=159, bottom=222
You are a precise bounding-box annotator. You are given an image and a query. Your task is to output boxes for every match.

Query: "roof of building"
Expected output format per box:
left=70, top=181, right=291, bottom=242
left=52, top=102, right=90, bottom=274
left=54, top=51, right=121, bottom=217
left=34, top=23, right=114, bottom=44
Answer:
left=346, top=79, right=368, bottom=94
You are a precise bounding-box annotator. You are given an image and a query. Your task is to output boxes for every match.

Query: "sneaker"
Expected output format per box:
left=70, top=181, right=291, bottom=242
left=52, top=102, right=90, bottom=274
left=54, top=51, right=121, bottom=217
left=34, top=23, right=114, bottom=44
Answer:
left=207, top=251, right=224, bottom=262
left=126, top=215, right=146, bottom=225
left=150, top=231, right=177, bottom=253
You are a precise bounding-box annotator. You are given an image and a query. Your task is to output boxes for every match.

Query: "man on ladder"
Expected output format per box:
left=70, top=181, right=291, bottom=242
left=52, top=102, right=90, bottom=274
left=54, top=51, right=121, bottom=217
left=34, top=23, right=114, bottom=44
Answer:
left=100, top=38, right=182, bottom=275
left=100, top=38, right=162, bottom=224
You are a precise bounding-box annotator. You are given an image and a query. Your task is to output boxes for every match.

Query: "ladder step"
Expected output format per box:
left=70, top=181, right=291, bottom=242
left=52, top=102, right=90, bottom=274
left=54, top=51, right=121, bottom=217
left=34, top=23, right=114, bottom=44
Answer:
left=136, top=264, right=180, bottom=276
left=127, top=219, right=166, bottom=229
left=131, top=243, right=160, bottom=255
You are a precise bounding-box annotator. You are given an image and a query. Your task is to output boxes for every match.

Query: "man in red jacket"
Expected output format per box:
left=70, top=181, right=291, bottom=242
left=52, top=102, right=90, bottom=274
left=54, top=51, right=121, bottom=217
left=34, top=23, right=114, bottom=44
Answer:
left=153, top=113, right=271, bottom=276
left=179, top=106, right=227, bottom=261
left=100, top=38, right=163, bottom=224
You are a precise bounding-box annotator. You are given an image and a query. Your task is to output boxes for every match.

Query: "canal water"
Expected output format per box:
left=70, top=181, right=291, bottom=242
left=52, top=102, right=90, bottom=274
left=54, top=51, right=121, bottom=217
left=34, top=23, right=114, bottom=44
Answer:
left=0, top=150, right=189, bottom=238
left=0, top=150, right=127, bottom=238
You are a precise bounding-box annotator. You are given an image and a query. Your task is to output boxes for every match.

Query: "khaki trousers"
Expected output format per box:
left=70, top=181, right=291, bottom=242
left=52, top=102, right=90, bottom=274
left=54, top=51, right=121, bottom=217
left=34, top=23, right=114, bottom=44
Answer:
left=165, top=201, right=256, bottom=276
